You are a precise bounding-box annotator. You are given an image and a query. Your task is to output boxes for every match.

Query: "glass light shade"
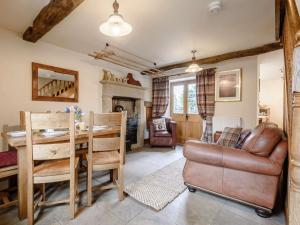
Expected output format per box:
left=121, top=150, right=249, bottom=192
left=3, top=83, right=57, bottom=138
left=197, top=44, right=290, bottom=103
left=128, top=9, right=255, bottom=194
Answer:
left=185, top=63, right=203, bottom=73
left=99, top=13, right=132, bottom=37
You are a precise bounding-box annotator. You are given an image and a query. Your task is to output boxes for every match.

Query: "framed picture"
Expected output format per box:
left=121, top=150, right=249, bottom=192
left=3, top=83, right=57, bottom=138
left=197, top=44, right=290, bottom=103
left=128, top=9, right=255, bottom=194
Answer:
left=215, top=69, right=241, bottom=102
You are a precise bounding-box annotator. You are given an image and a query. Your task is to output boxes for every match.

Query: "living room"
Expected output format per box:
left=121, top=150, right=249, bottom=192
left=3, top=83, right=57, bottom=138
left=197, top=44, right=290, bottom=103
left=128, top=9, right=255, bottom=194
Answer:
left=0, top=0, right=299, bottom=225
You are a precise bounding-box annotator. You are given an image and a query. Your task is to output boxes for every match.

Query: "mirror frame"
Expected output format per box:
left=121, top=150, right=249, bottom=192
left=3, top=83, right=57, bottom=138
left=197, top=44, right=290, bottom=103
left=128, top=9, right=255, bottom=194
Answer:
left=32, top=62, right=79, bottom=102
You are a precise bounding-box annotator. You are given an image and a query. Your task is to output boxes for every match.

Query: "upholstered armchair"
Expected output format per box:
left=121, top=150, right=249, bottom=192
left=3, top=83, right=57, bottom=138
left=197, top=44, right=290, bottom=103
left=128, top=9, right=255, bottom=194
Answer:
left=149, top=117, right=177, bottom=148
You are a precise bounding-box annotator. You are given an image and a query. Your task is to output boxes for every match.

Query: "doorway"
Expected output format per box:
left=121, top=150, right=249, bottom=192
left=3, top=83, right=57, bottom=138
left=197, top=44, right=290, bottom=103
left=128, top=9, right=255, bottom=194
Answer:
left=170, top=80, right=202, bottom=144
left=258, top=50, right=284, bottom=128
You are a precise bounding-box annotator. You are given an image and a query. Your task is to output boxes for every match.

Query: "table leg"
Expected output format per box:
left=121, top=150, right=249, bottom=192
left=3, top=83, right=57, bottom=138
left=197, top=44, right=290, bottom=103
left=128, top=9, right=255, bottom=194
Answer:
left=17, top=146, right=27, bottom=220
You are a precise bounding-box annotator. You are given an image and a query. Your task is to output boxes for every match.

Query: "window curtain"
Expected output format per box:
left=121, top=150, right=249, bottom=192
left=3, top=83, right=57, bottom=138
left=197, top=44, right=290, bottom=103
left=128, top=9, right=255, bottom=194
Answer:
left=152, top=76, right=169, bottom=117
left=196, top=68, right=216, bottom=143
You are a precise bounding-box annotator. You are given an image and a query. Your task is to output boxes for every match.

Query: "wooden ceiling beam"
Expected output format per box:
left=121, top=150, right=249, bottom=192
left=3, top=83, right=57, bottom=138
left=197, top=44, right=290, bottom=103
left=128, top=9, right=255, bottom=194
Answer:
left=156, top=42, right=283, bottom=72
left=23, top=0, right=84, bottom=43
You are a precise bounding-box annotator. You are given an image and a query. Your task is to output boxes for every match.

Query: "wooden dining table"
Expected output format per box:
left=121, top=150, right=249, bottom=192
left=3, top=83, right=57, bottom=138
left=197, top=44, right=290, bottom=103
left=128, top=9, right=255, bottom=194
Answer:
left=4, top=127, right=120, bottom=220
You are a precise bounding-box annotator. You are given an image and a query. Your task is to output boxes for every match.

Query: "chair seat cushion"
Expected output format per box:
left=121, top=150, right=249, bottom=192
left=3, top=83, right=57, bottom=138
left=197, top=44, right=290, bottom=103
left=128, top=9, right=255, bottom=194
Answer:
left=90, top=151, right=120, bottom=165
left=154, top=131, right=172, bottom=137
left=34, top=157, right=79, bottom=177
left=0, top=150, right=17, bottom=168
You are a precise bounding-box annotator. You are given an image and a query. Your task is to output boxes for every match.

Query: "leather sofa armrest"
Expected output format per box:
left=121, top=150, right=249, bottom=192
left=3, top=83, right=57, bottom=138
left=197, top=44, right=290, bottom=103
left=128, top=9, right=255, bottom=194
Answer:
left=184, top=140, right=223, bottom=166
left=223, top=147, right=283, bottom=176
left=149, top=123, right=155, bottom=138
left=169, top=121, right=176, bottom=133
left=184, top=140, right=283, bottom=176
left=170, top=121, right=177, bottom=147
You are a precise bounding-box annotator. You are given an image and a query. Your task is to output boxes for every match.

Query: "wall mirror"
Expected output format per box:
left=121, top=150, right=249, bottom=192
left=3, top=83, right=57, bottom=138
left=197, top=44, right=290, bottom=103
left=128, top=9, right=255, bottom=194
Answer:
left=32, top=62, right=79, bottom=102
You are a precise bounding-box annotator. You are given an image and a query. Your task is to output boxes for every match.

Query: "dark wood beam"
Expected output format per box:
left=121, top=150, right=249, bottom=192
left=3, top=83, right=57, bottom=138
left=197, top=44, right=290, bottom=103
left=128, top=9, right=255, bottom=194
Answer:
left=275, top=0, right=286, bottom=40
left=157, top=42, right=283, bottom=72
left=23, top=0, right=84, bottom=43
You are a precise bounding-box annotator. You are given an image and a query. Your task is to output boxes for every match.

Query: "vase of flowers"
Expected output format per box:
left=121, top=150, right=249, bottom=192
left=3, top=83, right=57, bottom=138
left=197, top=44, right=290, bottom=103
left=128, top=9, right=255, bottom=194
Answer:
left=65, top=105, right=83, bottom=122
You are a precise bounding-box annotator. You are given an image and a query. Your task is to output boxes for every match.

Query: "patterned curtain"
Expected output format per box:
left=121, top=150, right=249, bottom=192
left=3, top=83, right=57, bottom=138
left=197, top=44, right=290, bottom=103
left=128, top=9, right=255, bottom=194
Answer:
left=152, top=76, right=169, bottom=117
left=196, top=68, right=216, bottom=143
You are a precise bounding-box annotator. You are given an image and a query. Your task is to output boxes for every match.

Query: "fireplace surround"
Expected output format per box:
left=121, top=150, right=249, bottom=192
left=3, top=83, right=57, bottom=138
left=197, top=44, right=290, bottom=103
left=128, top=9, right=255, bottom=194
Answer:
left=100, top=80, right=147, bottom=150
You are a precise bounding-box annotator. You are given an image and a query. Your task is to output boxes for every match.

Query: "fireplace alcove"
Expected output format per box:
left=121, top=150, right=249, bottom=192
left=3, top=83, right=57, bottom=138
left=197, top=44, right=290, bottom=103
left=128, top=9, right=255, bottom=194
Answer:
left=112, top=96, right=138, bottom=151
left=100, top=80, right=147, bottom=150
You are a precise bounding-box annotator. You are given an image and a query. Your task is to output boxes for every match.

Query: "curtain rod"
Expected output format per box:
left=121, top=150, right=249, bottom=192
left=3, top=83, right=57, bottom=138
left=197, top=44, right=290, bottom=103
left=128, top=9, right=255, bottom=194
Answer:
left=152, top=67, right=217, bottom=79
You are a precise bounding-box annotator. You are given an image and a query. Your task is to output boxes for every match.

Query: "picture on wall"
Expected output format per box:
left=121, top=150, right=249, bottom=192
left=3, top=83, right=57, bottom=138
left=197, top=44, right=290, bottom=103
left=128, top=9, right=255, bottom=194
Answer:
left=215, top=69, right=241, bottom=102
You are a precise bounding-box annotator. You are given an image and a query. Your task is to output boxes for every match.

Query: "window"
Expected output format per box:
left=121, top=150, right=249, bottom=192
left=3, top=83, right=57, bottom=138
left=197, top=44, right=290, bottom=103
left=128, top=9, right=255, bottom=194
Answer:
left=187, top=83, right=198, bottom=114
left=171, top=80, right=198, bottom=114
left=172, top=85, right=184, bottom=114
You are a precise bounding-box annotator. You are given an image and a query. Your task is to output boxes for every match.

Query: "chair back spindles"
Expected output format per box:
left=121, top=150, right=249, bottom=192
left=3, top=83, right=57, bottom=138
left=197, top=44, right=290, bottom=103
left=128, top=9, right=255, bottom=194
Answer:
left=26, top=112, right=75, bottom=162
left=87, top=111, right=127, bottom=206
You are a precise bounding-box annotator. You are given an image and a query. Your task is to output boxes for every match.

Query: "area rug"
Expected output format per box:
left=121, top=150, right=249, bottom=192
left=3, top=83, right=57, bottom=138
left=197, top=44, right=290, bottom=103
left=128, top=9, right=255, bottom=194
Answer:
left=124, top=158, right=187, bottom=211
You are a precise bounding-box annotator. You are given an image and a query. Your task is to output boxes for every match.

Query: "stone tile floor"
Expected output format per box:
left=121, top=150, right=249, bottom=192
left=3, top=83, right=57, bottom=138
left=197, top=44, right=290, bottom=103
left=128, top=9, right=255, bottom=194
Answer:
left=0, top=146, right=285, bottom=225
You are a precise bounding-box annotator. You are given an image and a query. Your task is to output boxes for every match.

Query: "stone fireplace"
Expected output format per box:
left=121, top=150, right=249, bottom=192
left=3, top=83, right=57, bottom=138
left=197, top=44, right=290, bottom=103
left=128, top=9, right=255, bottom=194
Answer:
left=100, top=80, right=147, bottom=150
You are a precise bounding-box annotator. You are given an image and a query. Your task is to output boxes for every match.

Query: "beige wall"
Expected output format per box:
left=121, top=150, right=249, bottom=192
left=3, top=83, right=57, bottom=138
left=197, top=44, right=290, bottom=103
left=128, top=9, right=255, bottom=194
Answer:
left=0, top=27, right=151, bottom=148
left=213, top=56, right=258, bottom=129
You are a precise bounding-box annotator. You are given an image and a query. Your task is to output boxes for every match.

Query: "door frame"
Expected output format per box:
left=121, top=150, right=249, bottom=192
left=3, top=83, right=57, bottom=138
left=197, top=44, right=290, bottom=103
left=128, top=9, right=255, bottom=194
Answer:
left=170, top=79, right=202, bottom=143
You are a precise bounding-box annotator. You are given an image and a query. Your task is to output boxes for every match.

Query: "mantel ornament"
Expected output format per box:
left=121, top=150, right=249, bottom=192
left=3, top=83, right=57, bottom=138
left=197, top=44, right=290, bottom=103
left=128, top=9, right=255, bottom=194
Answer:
left=102, top=70, right=128, bottom=84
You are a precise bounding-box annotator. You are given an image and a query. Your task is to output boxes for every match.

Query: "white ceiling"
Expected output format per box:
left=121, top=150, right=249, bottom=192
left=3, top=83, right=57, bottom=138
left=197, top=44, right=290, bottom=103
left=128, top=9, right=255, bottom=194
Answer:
left=0, top=0, right=276, bottom=67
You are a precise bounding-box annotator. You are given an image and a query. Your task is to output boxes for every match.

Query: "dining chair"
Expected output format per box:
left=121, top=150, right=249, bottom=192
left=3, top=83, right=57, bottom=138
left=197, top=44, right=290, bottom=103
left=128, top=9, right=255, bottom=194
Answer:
left=25, top=111, right=79, bottom=225
left=2, top=124, right=22, bottom=151
left=0, top=150, right=18, bottom=209
left=87, top=111, right=127, bottom=206
left=0, top=123, right=22, bottom=209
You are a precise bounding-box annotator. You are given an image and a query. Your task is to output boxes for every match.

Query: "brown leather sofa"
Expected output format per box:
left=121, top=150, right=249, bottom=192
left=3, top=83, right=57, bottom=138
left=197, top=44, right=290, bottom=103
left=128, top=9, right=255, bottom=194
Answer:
left=183, top=125, right=288, bottom=217
left=149, top=117, right=177, bottom=148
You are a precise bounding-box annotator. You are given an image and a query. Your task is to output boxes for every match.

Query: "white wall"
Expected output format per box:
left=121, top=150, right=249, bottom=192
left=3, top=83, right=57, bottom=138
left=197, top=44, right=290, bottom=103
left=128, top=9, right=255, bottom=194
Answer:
left=259, top=79, right=284, bottom=128
left=0, top=27, right=151, bottom=147
left=168, top=56, right=258, bottom=129
left=258, top=50, right=284, bottom=128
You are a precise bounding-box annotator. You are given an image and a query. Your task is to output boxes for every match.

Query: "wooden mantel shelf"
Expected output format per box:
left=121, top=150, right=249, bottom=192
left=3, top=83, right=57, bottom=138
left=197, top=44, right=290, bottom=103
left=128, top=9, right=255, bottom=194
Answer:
left=100, top=80, right=147, bottom=90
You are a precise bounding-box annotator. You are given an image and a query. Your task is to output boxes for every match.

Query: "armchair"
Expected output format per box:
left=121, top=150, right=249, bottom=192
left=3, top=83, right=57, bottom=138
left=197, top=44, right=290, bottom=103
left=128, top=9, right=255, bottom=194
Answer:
left=149, top=117, right=177, bottom=148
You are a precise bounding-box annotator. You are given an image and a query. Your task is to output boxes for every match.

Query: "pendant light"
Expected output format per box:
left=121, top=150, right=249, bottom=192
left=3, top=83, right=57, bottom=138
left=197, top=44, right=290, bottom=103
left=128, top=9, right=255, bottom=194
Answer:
left=185, top=50, right=203, bottom=73
left=99, top=0, right=132, bottom=37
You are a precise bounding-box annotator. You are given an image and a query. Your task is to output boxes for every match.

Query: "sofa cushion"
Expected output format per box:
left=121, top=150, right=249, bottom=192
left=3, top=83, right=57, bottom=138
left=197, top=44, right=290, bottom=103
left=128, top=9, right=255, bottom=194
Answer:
left=242, top=126, right=282, bottom=156
left=152, top=118, right=167, bottom=131
left=235, top=129, right=252, bottom=149
left=0, top=150, right=17, bottom=168
left=154, top=131, right=172, bottom=137
left=217, top=127, right=242, bottom=148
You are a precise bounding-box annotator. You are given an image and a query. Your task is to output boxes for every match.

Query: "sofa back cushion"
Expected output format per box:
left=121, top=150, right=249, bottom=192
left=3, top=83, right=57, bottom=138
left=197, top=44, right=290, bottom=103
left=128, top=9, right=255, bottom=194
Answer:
left=217, top=127, right=242, bottom=148
left=242, top=126, right=282, bottom=156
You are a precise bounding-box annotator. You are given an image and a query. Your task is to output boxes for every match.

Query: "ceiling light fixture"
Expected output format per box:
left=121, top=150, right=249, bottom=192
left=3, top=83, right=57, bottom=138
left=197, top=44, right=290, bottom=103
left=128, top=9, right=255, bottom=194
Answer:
left=185, top=50, right=203, bottom=73
left=99, top=0, right=132, bottom=37
left=208, top=1, right=222, bottom=14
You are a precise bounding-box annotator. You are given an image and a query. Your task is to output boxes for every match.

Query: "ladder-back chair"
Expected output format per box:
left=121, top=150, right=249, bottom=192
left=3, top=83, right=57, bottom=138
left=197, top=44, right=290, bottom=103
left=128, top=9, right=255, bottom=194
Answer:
left=25, top=112, right=79, bottom=225
left=87, top=111, right=127, bottom=206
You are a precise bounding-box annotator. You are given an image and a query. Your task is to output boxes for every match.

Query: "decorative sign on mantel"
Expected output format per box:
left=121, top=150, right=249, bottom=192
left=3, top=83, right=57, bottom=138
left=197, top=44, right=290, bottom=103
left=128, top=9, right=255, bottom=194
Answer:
left=102, top=70, right=128, bottom=84
left=102, top=70, right=142, bottom=87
